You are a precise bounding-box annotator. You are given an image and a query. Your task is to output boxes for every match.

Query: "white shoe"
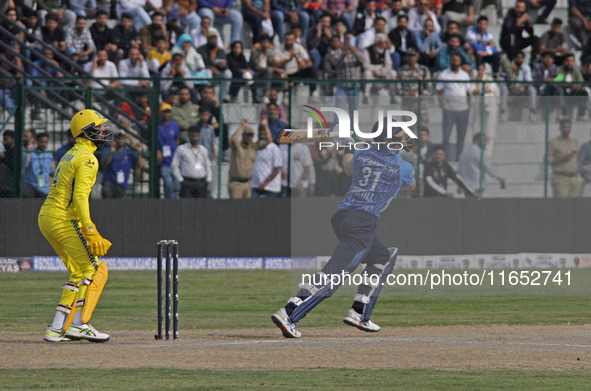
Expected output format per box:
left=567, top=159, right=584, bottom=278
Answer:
left=343, top=308, right=381, bottom=332
left=65, top=323, right=110, bottom=342
left=44, top=326, right=71, bottom=342
left=271, top=308, right=301, bottom=338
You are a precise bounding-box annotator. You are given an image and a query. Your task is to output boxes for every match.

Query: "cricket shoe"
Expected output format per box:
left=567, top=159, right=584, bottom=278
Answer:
left=43, top=326, right=72, bottom=342
left=65, top=323, right=110, bottom=342
left=271, top=308, right=301, bottom=338
left=343, top=308, right=381, bottom=332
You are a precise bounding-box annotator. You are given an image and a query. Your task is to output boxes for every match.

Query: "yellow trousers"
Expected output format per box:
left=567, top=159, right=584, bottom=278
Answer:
left=38, top=213, right=99, bottom=311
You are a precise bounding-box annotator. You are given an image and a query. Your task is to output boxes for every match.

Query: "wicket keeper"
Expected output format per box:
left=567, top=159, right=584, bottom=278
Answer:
left=272, top=117, right=416, bottom=338
left=40, top=109, right=113, bottom=342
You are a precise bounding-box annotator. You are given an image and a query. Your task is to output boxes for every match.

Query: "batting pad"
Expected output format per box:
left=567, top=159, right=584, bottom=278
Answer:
left=81, top=262, right=109, bottom=324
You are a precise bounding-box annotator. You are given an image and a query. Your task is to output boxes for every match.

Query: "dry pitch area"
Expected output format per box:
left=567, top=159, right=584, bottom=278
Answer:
left=3, top=325, right=591, bottom=371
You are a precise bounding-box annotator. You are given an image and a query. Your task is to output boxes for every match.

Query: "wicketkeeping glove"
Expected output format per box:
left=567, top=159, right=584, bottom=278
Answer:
left=81, top=223, right=112, bottom=257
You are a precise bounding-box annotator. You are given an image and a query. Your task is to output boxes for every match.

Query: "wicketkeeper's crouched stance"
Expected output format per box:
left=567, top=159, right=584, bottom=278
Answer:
left=40, top=110, right=113, bottom=342
left=272, top=118, right=416, bottom=338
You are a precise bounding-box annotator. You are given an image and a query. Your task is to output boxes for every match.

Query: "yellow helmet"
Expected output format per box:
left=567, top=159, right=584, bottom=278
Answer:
left=71, top=109, right=109, bottom=138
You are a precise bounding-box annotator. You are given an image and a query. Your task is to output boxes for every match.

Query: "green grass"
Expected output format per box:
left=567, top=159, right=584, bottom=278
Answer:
left=1, top=270, right=591, bottom=332
left=1, top=368, right=590, bottom=391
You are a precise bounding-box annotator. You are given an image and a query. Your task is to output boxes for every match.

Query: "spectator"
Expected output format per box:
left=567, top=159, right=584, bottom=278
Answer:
left=100, top=131, right=144, bottom=198
left=242, top=0, right=273, bottom=44
left=112, top=12, right=141, bottom=62
left=433, top=33, right=474, bottom=73
left=260, top=89, right=287, bottom=123
left=172, top=86, right=199, bottom=142
left=539, top=17, right=567, bottom=66
left=197, top=31, right=231, bottom=89
left=325, top=33, right=364, bottom=109
left=321, top=0, right=355, bottom=31
left=419, top=127, right=434, bottom=161
left=0, top=43, right=22, bottom=114
left=173, top=0, right=202, bottom=32
left=470, top=63, right=499, bottom=156
left=229, top=118, right=256, bottom=198
left=119, top=91, right=151, bottom=139
left=500, top=51, right=538, bottom=121
left=117, top=0, right=152, bottom=30
left=84, top=49, right=119, bottom=90
left=69, top=0, right=97, bottom=19
left=158, top=103, right=181, bottom=198
left=0, top=130, right=15, bottom=198
left=65, top=15, right=95, bottom=64
left=387, top=14, right=417, bottom=67
left=578, top=135, right=591, bottom=192
left=271, top=0, right=310, bottom=43
left=22, top=8, right=43, bottom=53
left=248, top=35, right=275, bottom=102
left=437, top=53, right=472, bottom=160
left=407, top=0, right=441, bottom=36
left=361, top=33, right=397, bottom=103
left=500, top=0, right=538, bottom=62
left=171, top=33, right=209, bottom=82
left=286, top=141, right=314, bottom=196
left=90, top=10, right=118, bottom=61
left=457, top=133, right=505, bottom=195
left=273, top=32, right=318, bottom=96
left=54, top=133, right=76, bottom=164
left=423, top=144, right=479, bottom=198
left=306, top=14, right=333, bottom=70
left=524, top=0, right=557, bottom=25
left=160, top=52, right=194, bottom=100
left=197, top=84, right=223, bottom=133
left=548, top=119, right=580, bottom=197
left=147, top=37, right=172, bottom=74
left=118, top=47, right=151, bottom=88
left=37, top=0, right=76, bottom=30
left=352, top=0, right=377, bottom=36
left=555, top=53, right=588, bottom=121
left=23, top=129, right=37, bottom=150
left=465, top=16, right=500, bottom=76
left=252, top=122, right=282, bottom=197
left=227, top=41, right=258, bottom=103
left=196, top=106, right=217, bottom=164
left=198, top=0, right=243, bottom=43
left=442, top=0, right=474, bottom=33
left=22, top=132, right=53, bottom=198
left=414, top=18, right=442, bottom=69
left=190, top=16, right=224, bottom=49
left=29, top=47, right=63, bottom=117
left=473, top=0, right=503, bottom=24
left=166, top=10, right=185, bottom=47
left=0, top=8, right=24, bottom=49
left=440, top=20, right=464, bottom=45
left=532, top=51, right=559, bottom=107
left=398, top=48, right=432, bottom=124
left=358, top=16, right=387, bottom=50
left=264, top=102, right=288, bottom=143
left=171, top=125, right=212, bottom=198
left=568, top=0, right=591, bottom=48
left=140, top=12, right=169, bottom=53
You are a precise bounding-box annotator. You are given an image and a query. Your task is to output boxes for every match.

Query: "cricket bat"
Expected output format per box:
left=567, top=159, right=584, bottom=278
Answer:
left=277, top=128, right=345, bottom=144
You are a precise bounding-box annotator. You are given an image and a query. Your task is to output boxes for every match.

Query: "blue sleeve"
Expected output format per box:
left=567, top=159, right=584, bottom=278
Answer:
left=400, top=159, right=415, bottom=186
left=351, top=150, right=361, bottom=171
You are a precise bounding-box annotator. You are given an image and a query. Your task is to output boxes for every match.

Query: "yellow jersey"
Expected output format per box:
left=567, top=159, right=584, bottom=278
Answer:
left=40, top=138, right=98, bottom=225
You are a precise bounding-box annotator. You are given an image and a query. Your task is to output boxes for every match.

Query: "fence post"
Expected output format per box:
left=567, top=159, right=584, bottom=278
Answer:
left=149, top=79, right=160, bottom=198
left=478, top=80, right=486, bottom=194
left=217, top=80, right=224, bottom=199
left=415, top=80, right=422, bottom=198
left=14, top=77, right=24, bottom=198
left=543, top=81, right=549, bottom=198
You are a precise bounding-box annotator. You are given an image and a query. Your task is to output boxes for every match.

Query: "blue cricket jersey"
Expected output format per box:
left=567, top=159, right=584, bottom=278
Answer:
left=338, top=147, right=415, bottom=217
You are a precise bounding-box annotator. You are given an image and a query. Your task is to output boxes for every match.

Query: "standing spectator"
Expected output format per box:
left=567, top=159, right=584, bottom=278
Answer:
left=117, top=0, right=152, bottom=30
left=0, top=130, right=15, bottom=197
left=118, top=47, right=151, bottom=88
left=325, top=33, right=364, bottom=111
left=500, top=51, right=538, bottom=121
left=158, top=103, right=181, bottom=199
left=306, top=14, right=333, bottom=70
left=140, top=12, right=169, bottom=53
left=539, top=18, right=568, bottom=66
left=407, top=0, right=441, bottom=36
left=470, top=63, right=499, bottom=156
left=65, top=15, right=95, bottom=64
left=252, top=122, right=283, bottom=197
left=442, top=0, right=474, bottom=33
left=242, top=0, right=272, bottom=44
left=548, top=119, right=580, bottom=197
left=398, top=48, right=431, bottom=124
left=555, top=53, right=588, bottom=121
left=171, top=125, right=212, bottom=198
left=433, top=33, right=474, bottom=73
left=322, top=0, right=355, bottom=31
left=197, top=84, right=223, bottom=135
left=248, top=35, right=275, bottom=101
left=273, top=32, right=318, bottom=96
left=112, top=12, right=141, bottom=62
left=23, top=132, right=54, bottom=198
left=437, top=53, right=472, bottom=160
left=271, top=0, right=310, bottom=43
left=89, top=10, right=118, bottom=61
left=227, top=41, right=258, bottom=103
left=229, top=118, right=256, bottom=198
left=457, top=133, right=505, bottom=195
left=264, top=102, right=288, bottom=143
left=287, top=141, right=313, bottom=196
left=352, top=0, right=377, bottom=36
left=500, top=0, right=539, bottom=62
left=361, top=33, right=397, bottom=103
left=568, top=0, right=591, bottom=48
left=84, top=49, right=120, bottom=90
left=172, top=86, right=199, bottom=143
left=465, top=16, right=501, bottom=76
left=578, top=136, right=591, bottom=193
left=37, top=0, right=76, bottom=30
left=198, top=0, right=244, bottom=43
left=196, top=106, right=217, bottom=164
left=414, top=18, right=442, bottom=69
left=190, top=16, right=224, bottom=49
left=100, top=131, right=144, bottom=198
left=69, top=0, right=97, bottom=19
left=423, top=144, right=479, bottom=198
left=524, top=0, right=556, bottom=25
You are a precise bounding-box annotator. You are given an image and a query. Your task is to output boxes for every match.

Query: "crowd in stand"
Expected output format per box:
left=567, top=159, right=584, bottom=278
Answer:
left=1, top=0, right=591, bottom=198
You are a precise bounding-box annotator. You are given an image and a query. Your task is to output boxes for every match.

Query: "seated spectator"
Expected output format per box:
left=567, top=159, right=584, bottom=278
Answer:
left=118, top=47, right=151, bottom=88
left=440, top=20, right=466, bottom=46
left=272, top=32, right=318, bottom=95
left=197, top=31, right=232, bottom=97
left=321, top=0, right=355, bottom=31
left=172, top=86, right=200, bottom=141
left=112, top=12, right=141, bottom=62
left=414, top=18, right=442, bottom=69
left=434, top=33, right=474, bottom=73
left=40, top=12, right=66, bottom=52
left=568, top=0, right=591, bottom=48
left=387, top=14, right=417, bottom=68
left=242, top=0, right=273, bottom=44
left=423, top=144, right=479, bottom=198
left=117, top=0, right=152, bottom=30
left=190, top=16, right=224, bottom=49
left=101, top=131, right=144, bottom=198
left=119, top=90, right=151, bottom=139
left=226, top=41, right=258, bottom=103
left=166, top=10, right=185, bottom=47
left=382, top=0, right=406, bottom=32
left=198, top=0, right=243, bottom=43
left=524, top=0, right=556, bottom=25
left=22, top=8, right=43, bottom=54
left=473, top=0, right=502, bottom=24
left=555, top=53, right=588, bottom=120
left=500, top=0, right=539, bottom=63
left=23, top=132, right=54, bottom=198
left=539, top=17, right=568, bottom=66
left=465, top=16, right=500, bottom=76
left=160, top=52, right=194, bottom=99
left=0, top=8, right=24, bottom=49
left=500, top=51, right=538, bottom=120
left=407, top=0, right=441, bottom=36
left=248, top=35, right=275, bottom=101
left=90, top=10, right=118, bottom=62
left=358, top=16, right=390, bottom=51
left=29, top=47, right=63, bottom=110
left=173, top=0, right=202, bottom=32
left=271, top=0, right=310, bottom=43
left=38, top=0, right=76, bottom=30
left=171, top=125, right=212, bottom=198
left=157, top=103, right=181, bottom=198
left=140, top=12, right=169, bottom=53
left=147, top=37, right=172, bottom=74
left=69, top=0, right=97, bottom=19
left=442, top=0, right=474, bottom=34
left=419, top=127, right=434, bottom=161
left=252, top=121, right=282, bottom=197
left=532, top=50, right=559, bottom=100
left=229, top=119, right=257, bottom=199
left=260, top=89, right=287, bottom=122
left=171, top=33, right=210, bottom=82
left=306, top=14, right=333, bottom=70
left=353, top=0, right=377, bottom=36
left=65, top=15, right=95, bottom=64
left=362, top=33, right=397, bottom=102
left=84, top=49, right=120, bottom=90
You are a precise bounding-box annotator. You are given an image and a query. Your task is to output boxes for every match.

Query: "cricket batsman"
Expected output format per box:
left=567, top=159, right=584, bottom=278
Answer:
left=40, top=109, right=113, bottom=342
left=272, top=117, right=416, bottom=338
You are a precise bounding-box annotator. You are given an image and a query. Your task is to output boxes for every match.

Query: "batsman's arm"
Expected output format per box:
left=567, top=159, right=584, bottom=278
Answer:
left=73, top=156, right=99, bottom=225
